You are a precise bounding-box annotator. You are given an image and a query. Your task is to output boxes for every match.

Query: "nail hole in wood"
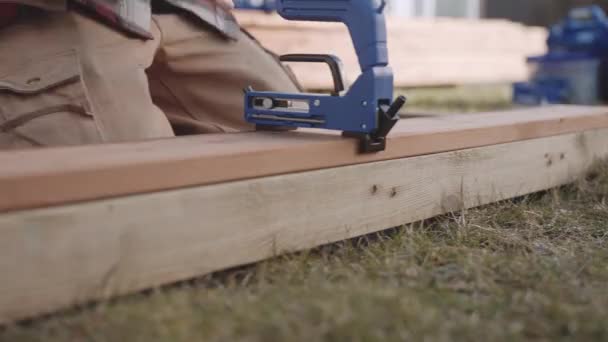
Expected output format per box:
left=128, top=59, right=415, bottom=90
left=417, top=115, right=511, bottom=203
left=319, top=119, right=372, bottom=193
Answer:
left=371, top=185, right=378, bottom=195
left=390, top=188, right=398, bottom=198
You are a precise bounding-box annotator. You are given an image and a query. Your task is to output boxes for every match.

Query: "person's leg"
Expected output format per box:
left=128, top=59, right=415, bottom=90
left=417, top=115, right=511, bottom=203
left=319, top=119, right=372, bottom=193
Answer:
left=0, top=9, right=174, bottom=150
left=147, top=13, right=301, bottom=135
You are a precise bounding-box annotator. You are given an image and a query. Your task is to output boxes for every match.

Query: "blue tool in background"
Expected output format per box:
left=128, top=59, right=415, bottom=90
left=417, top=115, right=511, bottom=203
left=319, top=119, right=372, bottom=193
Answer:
left=547, top=5, right=608, bottom=55
left=243, top=0, right=406, bottom=153
left=514, top=5, right=608, bottom=105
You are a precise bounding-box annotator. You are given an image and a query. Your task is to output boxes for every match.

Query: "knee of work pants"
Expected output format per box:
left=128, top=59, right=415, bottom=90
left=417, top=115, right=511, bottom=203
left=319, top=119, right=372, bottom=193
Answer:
left=0, top=11, right=174, bottom=150
left=0, top=11, right=302, bottom=150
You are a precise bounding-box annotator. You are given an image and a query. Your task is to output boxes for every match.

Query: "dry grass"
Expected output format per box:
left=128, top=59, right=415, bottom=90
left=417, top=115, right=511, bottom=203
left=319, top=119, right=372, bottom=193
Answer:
left=1, top=86, right=607, bottom=342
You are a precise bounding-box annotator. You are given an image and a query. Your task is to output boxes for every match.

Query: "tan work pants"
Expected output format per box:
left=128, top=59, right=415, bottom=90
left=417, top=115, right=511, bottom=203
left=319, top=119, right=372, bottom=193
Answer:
left=0, top=11, right=299, bottom=149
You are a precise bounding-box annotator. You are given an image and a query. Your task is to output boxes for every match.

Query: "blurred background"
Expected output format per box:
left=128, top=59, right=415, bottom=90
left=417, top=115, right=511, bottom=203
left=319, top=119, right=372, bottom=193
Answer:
left=235, top=1, right=608, bottom=111
left=384, top=0, right=608, bottom=26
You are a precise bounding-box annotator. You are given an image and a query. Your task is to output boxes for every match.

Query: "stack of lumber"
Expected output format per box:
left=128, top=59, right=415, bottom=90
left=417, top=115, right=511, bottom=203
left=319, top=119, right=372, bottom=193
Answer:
left=1, top=105, right=608, bottom=324
left=235, top=12, right=548, bottom=89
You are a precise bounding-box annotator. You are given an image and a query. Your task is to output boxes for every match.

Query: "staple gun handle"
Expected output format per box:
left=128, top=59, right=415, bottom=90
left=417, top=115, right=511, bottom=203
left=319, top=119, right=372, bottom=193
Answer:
left=280, top=54, right=346, bottom=96
left=277, top=0, right=389, bottom=71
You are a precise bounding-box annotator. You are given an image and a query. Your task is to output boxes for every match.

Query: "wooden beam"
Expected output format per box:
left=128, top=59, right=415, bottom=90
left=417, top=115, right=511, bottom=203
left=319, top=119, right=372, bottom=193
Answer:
left=1, top=106, right=608, bottom=213
left=1, top=127, right=607, bottom=323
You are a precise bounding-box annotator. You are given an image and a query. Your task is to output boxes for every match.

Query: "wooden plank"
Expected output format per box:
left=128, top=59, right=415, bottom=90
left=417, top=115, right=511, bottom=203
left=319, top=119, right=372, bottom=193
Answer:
left=235, top=12, right=547, bottom=88
left=1, top=128, right=607, bottom=323
left=1, top=106, right=608, bottom=213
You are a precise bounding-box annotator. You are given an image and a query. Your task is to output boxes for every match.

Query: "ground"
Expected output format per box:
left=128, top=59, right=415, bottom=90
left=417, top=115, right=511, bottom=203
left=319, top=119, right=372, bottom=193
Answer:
left=2, top=85, right=607, bottom=342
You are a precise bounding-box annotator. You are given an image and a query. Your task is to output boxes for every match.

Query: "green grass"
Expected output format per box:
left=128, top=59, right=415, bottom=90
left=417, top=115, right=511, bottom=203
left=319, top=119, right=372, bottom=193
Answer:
left=2, top=85, right=607, bottom=342
left=402, top=84, right=513, bottom=113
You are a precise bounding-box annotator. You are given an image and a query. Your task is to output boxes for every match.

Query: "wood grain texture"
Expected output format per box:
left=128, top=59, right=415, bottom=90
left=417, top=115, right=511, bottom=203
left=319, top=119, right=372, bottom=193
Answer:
left=1, top=106, right=608, bottom=213
left=1, top=128, right=607, bottom=323
left=235, top=12, right=547, bottom=88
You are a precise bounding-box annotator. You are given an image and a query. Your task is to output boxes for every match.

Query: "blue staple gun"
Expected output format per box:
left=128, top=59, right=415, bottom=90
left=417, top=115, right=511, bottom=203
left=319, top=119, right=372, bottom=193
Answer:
left=243, top=0, right=406, bottom=153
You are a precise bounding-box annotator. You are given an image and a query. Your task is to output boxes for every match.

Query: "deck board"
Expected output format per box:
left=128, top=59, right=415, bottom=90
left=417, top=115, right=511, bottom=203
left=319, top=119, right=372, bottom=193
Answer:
left=1, top=106, right=607, bottom=213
